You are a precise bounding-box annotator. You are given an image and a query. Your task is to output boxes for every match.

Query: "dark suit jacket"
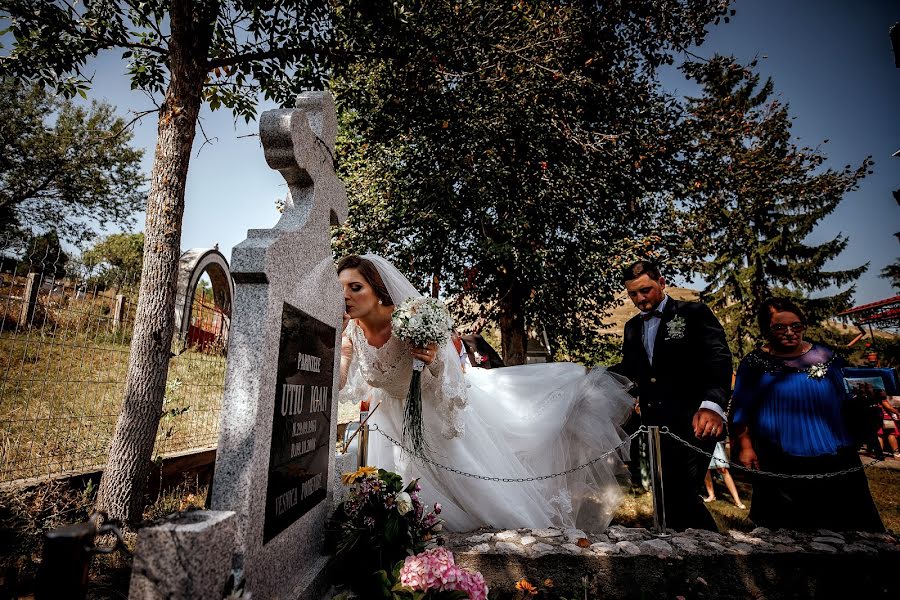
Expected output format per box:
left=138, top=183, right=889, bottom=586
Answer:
left=460, top=333, right=505, bottom=369
left=610, top=298, right=732, bottom=431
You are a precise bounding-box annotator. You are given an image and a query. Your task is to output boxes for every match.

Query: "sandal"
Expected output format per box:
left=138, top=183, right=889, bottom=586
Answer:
left=736, top=503, right=747, bottom=510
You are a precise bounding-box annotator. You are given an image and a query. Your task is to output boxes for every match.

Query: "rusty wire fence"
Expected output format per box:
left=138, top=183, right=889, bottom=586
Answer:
left=0, top=237, right=228, bottom=483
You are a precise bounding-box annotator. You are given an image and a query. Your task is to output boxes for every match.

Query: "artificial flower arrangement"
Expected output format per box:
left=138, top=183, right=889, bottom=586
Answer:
left=391, top=297, right=454, bottom=453
left=331, top=467, right=487, bottom=598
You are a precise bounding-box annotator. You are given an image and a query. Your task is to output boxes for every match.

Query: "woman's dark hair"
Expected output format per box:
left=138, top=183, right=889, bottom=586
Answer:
left=337, top=255, right=394, bottom=306
left=758, top=297, right=807, bottom=336
left=621, top=260, right=662, bottom=283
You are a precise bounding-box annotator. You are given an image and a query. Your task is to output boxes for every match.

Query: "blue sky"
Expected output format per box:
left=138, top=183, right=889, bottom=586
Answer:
left=36, top=0, right=900, bottom=306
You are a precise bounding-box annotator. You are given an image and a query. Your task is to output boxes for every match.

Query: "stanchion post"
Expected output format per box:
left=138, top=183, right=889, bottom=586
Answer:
left=647, top=425, right=668, bottom=536
left=357, top=423, right=369, bottom=468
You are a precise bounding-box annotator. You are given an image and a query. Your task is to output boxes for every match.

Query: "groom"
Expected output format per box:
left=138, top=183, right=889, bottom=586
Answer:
left=611, top=260, right=732, bottom=531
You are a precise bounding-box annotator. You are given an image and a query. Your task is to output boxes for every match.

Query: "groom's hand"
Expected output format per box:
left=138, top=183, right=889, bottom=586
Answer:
left=692, top=408, right=723, bottom=440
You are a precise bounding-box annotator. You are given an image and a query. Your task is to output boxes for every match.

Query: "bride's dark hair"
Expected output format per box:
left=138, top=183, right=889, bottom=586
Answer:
left=337, top=255, right=394, bottom=306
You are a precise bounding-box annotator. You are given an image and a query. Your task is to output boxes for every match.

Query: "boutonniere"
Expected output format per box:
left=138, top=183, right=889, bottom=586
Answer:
left=665, top=315, right=687, bottom=340
left=807, top=363, right=828, bottom=379
left=473, top=351, right=488, bottom=365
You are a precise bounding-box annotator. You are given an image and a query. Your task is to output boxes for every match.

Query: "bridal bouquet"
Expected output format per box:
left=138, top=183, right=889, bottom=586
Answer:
left=391, top=297, right=454, bottom=453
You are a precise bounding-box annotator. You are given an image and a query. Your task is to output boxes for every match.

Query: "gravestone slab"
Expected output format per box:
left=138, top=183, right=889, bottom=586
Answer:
left=129, top=511, right=236, bottom=600
left=210, top=90, right=348, bottom=599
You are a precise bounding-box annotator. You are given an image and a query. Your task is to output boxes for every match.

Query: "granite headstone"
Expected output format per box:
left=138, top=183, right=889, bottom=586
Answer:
left=128, top=90, right=347, bottom=600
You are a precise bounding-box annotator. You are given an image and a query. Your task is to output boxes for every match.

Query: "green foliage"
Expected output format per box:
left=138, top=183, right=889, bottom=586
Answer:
left=81, top=232, right=144, bottom=289
left=881, top=258, right=900, bottom=292
left=0, top=77, right=145, bottom=244
left=0, top=1, right=333, bottom=120
left=17, top=231, right=70, bottom=277
left=869, top=336, right=900, bottom=369
left=677, top=56, right=870, bottom=359
left=331, top=0, right=731, bottom=364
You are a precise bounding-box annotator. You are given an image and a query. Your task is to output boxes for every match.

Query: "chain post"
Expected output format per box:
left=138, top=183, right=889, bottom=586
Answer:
left=35, top=513, right=128, bottom=600
left=36, top=521, right=95, bottom=600
left=646, top=426, right=668, bottom=536
left=357, top=423, right=370, bottom=469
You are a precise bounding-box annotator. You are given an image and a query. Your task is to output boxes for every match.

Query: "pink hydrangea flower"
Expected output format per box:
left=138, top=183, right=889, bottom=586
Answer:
left=398, top=548, right=487, bottom=599
left=399, top=548, right=455, bottom=590
left=398, top=554, right=428, bottom=589
left=455, top=569, right=489, bottom=600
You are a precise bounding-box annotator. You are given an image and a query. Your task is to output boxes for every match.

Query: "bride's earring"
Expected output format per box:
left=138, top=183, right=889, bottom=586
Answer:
left=378, top=300, right=383, bottom=305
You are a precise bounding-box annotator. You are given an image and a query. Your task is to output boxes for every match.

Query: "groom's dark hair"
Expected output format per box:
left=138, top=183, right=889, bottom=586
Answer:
left=622, top=260, right=662, bottom=283
left=337, top=255, right=394, bottom=306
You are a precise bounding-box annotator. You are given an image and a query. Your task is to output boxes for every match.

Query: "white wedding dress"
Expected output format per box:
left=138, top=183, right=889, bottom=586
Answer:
left=340, top=255, right=634, bottom=532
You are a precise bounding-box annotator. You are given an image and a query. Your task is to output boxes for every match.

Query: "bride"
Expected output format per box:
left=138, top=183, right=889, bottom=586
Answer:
left=338, top=254, right=635, bottom=532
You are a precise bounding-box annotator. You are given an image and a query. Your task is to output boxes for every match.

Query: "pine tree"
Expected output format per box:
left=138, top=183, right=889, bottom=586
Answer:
left=679, top=56, right=870, bottom=358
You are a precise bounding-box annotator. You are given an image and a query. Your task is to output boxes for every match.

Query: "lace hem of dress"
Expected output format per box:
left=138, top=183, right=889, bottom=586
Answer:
left=549, top=488, right=573, bottom=519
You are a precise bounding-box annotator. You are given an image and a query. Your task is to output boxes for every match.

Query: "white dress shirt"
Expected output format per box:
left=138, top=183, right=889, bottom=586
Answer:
left=640, top=295, right=669, bottom=362
left=640, top=294, right=726, bottom=421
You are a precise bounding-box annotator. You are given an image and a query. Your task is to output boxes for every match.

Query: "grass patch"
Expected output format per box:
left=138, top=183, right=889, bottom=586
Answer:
left=0, top=474, right=208, bottom=599
left=0, top=329, right=225, bottom=482
left=611, top=466, right=898, bottom=533
left=865, top=466, right=900, bottom=532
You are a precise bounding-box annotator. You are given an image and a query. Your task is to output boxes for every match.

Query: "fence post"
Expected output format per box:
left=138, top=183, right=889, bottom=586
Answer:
left=18, top=272, right=40, bottom=328
left=647, top=425, right=668, bottom=535
left=113, top=294, right=126, bottom=329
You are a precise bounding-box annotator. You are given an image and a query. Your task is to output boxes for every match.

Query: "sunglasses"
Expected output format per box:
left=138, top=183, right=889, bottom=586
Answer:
left=770, top=323, right=806, bottom=333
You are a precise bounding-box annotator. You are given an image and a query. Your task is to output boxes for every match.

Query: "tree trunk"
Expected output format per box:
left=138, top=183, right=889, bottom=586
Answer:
left=498, top=283, right=527, bottom=366
left=96, top=0, right=215, bottom=524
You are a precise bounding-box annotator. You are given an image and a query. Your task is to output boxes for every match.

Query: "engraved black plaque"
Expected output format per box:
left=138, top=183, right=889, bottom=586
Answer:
left=263, top=302, right=335, bottom=543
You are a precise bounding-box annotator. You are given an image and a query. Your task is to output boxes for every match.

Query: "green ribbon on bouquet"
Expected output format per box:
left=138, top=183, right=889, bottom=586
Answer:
left=403, top=358, right=429, bottom=455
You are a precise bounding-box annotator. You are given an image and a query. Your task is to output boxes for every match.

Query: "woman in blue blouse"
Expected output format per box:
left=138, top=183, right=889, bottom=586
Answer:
left=731, top=297, right=883, bottom=532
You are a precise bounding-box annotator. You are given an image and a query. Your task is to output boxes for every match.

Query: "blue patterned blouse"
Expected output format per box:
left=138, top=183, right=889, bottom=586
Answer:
left=732, top=344, right=854, bottom=457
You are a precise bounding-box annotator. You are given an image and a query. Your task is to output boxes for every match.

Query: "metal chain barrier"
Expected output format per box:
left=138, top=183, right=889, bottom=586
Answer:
left=659, top=427, right=882, bottom=479
left=365, top=424, right=880, bottom=482
left=369, top=424, right=642, bottom=482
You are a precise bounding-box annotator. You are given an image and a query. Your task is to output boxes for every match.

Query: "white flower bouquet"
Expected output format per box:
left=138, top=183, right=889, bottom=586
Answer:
left=391, top=297, right=453, bottom=453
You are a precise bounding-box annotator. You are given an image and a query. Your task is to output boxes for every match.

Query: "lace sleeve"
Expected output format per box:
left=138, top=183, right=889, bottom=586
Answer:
left=422, top=340, right=470, bottom=439
left=339, top=333, right=353, bottom=390
left=337, top=333, right=368, bottom=407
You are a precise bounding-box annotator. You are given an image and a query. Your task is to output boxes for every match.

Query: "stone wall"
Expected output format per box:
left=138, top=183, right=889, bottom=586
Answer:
left=448, top=525, right=899, bottom=599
